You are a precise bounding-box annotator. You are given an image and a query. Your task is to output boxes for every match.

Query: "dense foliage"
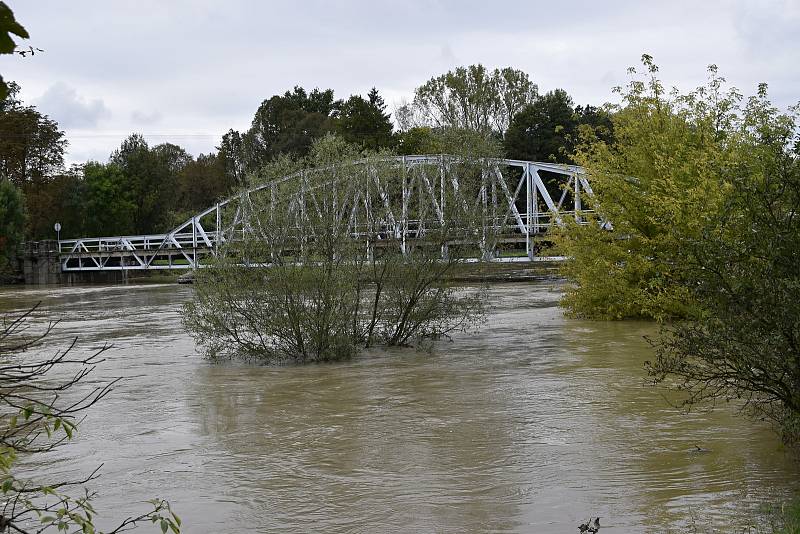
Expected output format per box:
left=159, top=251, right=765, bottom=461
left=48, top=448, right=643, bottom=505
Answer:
left=557, top=57, right=739, bottom=320
left=0, top=177, right=23, bottom=273
left=335, top=88, right=395, bottom=151
left=220, top=86, right=397, bottom=179
left=504, top=89, right=613, bottom=164
left=0, top=83, right=67, bottom=186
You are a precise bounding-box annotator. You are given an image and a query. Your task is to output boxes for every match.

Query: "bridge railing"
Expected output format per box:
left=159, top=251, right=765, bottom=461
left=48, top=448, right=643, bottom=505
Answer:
left=58, top=211, right=591, bottom=253
left=58, top=232, right=223, bottom=254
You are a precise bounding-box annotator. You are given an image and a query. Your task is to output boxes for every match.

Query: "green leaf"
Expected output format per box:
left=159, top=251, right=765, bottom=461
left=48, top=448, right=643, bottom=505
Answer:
left=160, top=519, right=169, bottom=534
left=0, top=2, right=30, bottom=46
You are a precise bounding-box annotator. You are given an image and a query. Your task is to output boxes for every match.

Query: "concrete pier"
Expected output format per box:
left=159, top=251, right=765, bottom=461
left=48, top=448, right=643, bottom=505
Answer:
left=21, top=241, right=139, bottom=285
left=22, top=241, right=62, bottom=285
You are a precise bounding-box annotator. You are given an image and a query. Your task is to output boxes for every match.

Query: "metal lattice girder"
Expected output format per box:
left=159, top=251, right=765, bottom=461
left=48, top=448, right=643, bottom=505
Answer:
left=57, top=156, right=593, bottom=272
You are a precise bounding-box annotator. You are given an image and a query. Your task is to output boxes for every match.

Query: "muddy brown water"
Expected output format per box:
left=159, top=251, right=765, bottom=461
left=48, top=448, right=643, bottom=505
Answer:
left=0, top=282, right=797, bottom=533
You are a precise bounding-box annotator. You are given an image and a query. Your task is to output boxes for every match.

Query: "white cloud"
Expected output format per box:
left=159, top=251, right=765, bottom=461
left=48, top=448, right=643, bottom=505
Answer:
left=33, top=82, right=110, bottom=128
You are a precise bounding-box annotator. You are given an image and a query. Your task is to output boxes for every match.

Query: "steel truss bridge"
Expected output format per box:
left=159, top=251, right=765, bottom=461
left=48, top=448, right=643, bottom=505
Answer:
left=57, top=156, right=593, bottom=272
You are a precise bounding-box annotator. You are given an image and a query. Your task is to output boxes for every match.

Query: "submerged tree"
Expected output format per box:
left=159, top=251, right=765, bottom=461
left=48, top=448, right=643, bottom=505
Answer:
left=183, top=135, right=489, bottom=363
left=0, top=304, right=181, bottom=533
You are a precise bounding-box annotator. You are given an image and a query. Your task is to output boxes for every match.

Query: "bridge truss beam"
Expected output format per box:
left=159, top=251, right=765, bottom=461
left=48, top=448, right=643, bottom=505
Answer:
left=58, top=156, right=592, bottom=272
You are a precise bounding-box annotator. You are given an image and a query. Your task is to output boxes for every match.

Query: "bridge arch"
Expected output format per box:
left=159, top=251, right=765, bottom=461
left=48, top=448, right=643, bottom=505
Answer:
left=58, top=156, right=592, bottom=272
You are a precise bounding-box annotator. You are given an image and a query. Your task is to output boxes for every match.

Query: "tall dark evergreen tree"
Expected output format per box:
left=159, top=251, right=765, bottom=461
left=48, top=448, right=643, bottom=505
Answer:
left=504, top=89, right=614, bottom=164
left=504, top=89, right=576, bottom=164
left=335, top=88, right=395, bottom=150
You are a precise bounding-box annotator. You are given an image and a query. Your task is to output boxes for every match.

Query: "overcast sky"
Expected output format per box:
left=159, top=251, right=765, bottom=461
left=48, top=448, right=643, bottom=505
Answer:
left=4, top=0, right=799, bottom=164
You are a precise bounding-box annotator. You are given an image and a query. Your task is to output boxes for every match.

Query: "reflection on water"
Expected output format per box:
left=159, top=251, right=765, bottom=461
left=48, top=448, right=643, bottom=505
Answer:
left=0, top=282, right=797, bottom=533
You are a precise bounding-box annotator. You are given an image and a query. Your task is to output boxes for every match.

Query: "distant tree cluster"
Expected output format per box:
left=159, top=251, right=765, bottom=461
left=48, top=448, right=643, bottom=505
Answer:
left=396, top=65, right=612, bottom=163
left=0, top=84, right=238, bottom=240
left=505, top=89, right=613, bottom=164
left=219, top=86, right=396, bottom=180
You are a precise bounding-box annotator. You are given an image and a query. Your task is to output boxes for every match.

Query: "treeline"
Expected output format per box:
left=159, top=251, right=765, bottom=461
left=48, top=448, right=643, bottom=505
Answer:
left=0, top=65, right=612, bottom=251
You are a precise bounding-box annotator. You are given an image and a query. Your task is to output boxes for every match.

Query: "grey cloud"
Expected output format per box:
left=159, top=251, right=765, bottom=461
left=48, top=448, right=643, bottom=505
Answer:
left=732, top=0, right=800, bottom=54
left=34, top=82, right=110, bottom=128
left=7, top=0, right=799, bottom=164
left=439, top=44, right=458, bottom=66
left=131, top=109, right=163, bottom=125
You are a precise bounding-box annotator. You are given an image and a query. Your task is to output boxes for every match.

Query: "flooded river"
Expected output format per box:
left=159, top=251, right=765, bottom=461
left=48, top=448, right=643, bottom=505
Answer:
left=1, top=282, right=797, bottom=533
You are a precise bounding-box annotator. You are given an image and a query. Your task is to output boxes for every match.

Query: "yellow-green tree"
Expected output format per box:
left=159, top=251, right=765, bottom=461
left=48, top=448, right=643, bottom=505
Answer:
left=557, top=56, right=740, bottom=320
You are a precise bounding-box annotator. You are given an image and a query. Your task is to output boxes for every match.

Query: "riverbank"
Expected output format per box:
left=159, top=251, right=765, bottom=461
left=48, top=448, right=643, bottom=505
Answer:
left=173, top=258, right=564, bottom=285
left=3, top=256, right=564, bottom=286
